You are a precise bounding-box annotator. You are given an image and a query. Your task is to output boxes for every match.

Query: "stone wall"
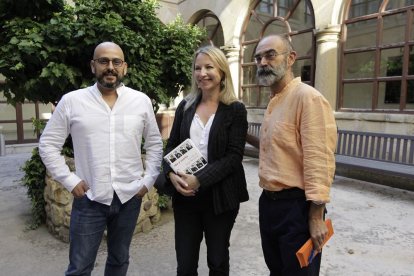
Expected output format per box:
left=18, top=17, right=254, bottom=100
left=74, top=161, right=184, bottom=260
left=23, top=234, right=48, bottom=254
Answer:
left=44, top=156, right=162, bottom=243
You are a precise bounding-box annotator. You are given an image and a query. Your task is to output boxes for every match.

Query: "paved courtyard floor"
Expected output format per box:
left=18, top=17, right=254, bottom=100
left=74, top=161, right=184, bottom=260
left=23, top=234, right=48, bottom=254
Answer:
left=0, top=153, right=413, bottom=275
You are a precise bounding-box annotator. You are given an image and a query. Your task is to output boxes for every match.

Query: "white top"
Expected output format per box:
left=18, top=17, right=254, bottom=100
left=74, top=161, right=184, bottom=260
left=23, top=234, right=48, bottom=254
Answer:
left=189, top=113, right=215, bottom=161
left=39, top=83, right=163, bottom=205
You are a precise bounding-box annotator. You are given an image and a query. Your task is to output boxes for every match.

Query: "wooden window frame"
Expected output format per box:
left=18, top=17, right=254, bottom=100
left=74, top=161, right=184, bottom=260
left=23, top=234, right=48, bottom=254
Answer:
left=240, top=0, right=316, bottom=109
left=339, top=1, right=414, bottom=113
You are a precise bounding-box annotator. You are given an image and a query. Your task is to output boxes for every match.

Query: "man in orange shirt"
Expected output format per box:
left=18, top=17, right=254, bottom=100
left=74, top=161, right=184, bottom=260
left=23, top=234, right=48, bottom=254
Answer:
left=247, top=34, right=337, bottom=275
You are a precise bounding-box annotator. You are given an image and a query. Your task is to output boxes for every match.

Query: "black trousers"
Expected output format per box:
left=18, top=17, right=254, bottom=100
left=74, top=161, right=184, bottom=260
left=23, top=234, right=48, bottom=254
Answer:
left=173, top=204, right=239, bottom=276
left=259, top=190, right=322, bottom=276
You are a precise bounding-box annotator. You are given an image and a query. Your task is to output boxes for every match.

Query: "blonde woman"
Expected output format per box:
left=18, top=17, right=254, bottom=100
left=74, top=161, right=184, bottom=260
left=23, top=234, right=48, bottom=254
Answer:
left=162, top=45, right=249, bottom=275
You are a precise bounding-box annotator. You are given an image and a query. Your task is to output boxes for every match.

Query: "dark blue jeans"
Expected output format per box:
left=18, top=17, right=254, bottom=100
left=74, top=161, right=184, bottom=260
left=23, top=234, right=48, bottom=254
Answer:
left=259, top=191, right=322, bottom=276
left=65, top=193, right=142, bottom=276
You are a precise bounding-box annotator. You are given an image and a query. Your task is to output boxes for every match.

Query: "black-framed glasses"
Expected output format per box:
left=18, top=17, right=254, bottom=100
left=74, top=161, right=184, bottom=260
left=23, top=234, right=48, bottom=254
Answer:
left=93, top=57, right=125, bottom=68
left=254, top=50, right=288, bottom=64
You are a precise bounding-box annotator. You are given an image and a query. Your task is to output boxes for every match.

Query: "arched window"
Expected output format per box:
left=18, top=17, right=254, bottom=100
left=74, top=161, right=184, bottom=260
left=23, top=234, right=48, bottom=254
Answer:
left=194, top=11, right=224, bottom=47
left=240, top=0, right=315, bottom=108
left=340, top=0, right=414, bottom=113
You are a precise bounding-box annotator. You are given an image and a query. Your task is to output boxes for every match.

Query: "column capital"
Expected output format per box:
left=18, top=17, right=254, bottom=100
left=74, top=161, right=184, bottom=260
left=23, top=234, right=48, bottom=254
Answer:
left=220, top=44, right=240, bottom=58
left=314, top=24, right=341, bottom=44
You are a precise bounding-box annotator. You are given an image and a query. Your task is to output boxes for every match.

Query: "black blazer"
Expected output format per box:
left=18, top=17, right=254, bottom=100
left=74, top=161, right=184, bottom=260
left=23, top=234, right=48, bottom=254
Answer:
left=163, top=97, right=249, bottom=214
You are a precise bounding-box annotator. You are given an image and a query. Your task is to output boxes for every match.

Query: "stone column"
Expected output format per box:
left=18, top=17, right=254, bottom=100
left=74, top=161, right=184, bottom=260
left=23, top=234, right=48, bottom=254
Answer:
left=221, top=44, right=241, bottom=98
left=314, top=25, right=341, bottom=109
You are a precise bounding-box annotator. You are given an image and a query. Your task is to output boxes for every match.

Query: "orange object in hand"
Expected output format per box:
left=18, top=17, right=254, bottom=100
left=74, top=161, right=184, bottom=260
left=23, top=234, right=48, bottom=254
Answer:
left=296, top=219, right=334, bottom=268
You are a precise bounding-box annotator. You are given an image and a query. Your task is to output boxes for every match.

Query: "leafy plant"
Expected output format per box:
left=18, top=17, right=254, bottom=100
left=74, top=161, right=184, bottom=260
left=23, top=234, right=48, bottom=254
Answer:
left=0, top=0, right=206, bottom=110
left=157, top=194, right=171, bottom=210
left=31, top=118, right=46, bottom=134
left=22, top=115, right=73, bottom=229
left=21, top=147, right=46, bottom=229
left=156, top=139, right=171, bottom=209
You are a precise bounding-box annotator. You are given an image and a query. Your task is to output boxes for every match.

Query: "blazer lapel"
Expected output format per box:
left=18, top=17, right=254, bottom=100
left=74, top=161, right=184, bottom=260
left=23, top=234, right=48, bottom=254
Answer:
left=182, top=99, right=197, bottom=139
left=208, top=102, right=230, bottom=143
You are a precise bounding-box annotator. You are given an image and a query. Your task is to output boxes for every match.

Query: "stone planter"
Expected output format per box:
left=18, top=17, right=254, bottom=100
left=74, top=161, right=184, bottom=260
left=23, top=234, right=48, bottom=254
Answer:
left=44, top=156, right=162, bottom=243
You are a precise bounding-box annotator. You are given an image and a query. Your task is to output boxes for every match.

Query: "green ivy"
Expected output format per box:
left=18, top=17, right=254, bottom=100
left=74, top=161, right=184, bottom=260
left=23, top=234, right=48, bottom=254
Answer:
left=21, top=117, right=72, bottom=229
left=21, top=147, right=46, bottom=229
left=21, top=144, right=73, bottom=229
left=31, top=118, right=46, bottom=136
left=157, top=194, right=171, bottom=210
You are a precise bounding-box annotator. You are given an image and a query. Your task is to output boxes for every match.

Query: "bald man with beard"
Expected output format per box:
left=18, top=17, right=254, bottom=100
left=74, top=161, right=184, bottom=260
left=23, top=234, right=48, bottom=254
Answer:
left=247, top=35, right=337, bottom=275
left=39, top=42, right=163, bottom=276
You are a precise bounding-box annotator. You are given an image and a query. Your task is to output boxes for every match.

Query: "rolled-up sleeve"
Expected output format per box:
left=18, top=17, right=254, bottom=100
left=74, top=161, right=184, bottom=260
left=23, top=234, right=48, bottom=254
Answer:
left=301, top=94, right=337, bottom=203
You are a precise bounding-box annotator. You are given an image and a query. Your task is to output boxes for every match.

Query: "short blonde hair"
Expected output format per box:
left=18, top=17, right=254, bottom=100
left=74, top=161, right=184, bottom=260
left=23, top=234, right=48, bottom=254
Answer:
left=185, top=46, right=238, bottom=110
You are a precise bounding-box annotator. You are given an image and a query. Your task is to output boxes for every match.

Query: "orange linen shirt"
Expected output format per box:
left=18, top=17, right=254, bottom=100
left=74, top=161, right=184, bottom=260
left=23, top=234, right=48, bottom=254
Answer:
left=259, top=77, right=337, bottom=203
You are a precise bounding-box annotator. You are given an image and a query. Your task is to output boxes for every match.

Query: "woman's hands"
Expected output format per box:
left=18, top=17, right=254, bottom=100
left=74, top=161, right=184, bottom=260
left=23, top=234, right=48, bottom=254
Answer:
left=168, top=171, right=200, bottom=197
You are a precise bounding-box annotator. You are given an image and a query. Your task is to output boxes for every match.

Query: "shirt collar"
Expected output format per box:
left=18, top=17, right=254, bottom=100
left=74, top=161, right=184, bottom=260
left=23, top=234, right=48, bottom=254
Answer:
left=269, top=77, right=301, bottom=102
left=91, top=82, right=126, bottom=97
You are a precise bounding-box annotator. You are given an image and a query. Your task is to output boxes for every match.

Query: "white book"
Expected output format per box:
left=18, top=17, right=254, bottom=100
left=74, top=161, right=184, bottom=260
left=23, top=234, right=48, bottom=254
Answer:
left=164, top=138, right=207, bottom=174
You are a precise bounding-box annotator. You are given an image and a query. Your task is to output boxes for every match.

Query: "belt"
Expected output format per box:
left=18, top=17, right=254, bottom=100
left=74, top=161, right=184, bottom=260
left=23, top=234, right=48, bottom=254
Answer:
left=263, top=188, right=305, bottom=200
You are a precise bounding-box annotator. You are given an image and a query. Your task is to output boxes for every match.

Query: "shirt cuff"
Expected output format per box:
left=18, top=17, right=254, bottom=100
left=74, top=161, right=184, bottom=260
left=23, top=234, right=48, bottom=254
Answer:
left=141, top=175, right=157, bottom=191
left=63, top=173, right=83, bottom=192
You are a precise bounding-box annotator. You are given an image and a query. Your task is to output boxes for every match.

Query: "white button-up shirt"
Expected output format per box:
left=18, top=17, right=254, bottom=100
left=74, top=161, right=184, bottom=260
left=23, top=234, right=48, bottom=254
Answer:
left=39, top=83, right=163, bottom=205
left=190, top=113, right=215, bottom=161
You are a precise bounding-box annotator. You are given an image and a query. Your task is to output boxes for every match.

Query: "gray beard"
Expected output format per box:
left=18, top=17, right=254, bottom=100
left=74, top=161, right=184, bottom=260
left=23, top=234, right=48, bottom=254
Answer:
left=256, top=63, right=287, bottom=86
left=257, top=73, right=281, bottom=86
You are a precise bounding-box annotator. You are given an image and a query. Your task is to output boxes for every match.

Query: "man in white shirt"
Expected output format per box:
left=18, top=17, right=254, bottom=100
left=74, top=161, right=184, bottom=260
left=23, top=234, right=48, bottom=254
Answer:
left=39, top=42, right=163, bottom=276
